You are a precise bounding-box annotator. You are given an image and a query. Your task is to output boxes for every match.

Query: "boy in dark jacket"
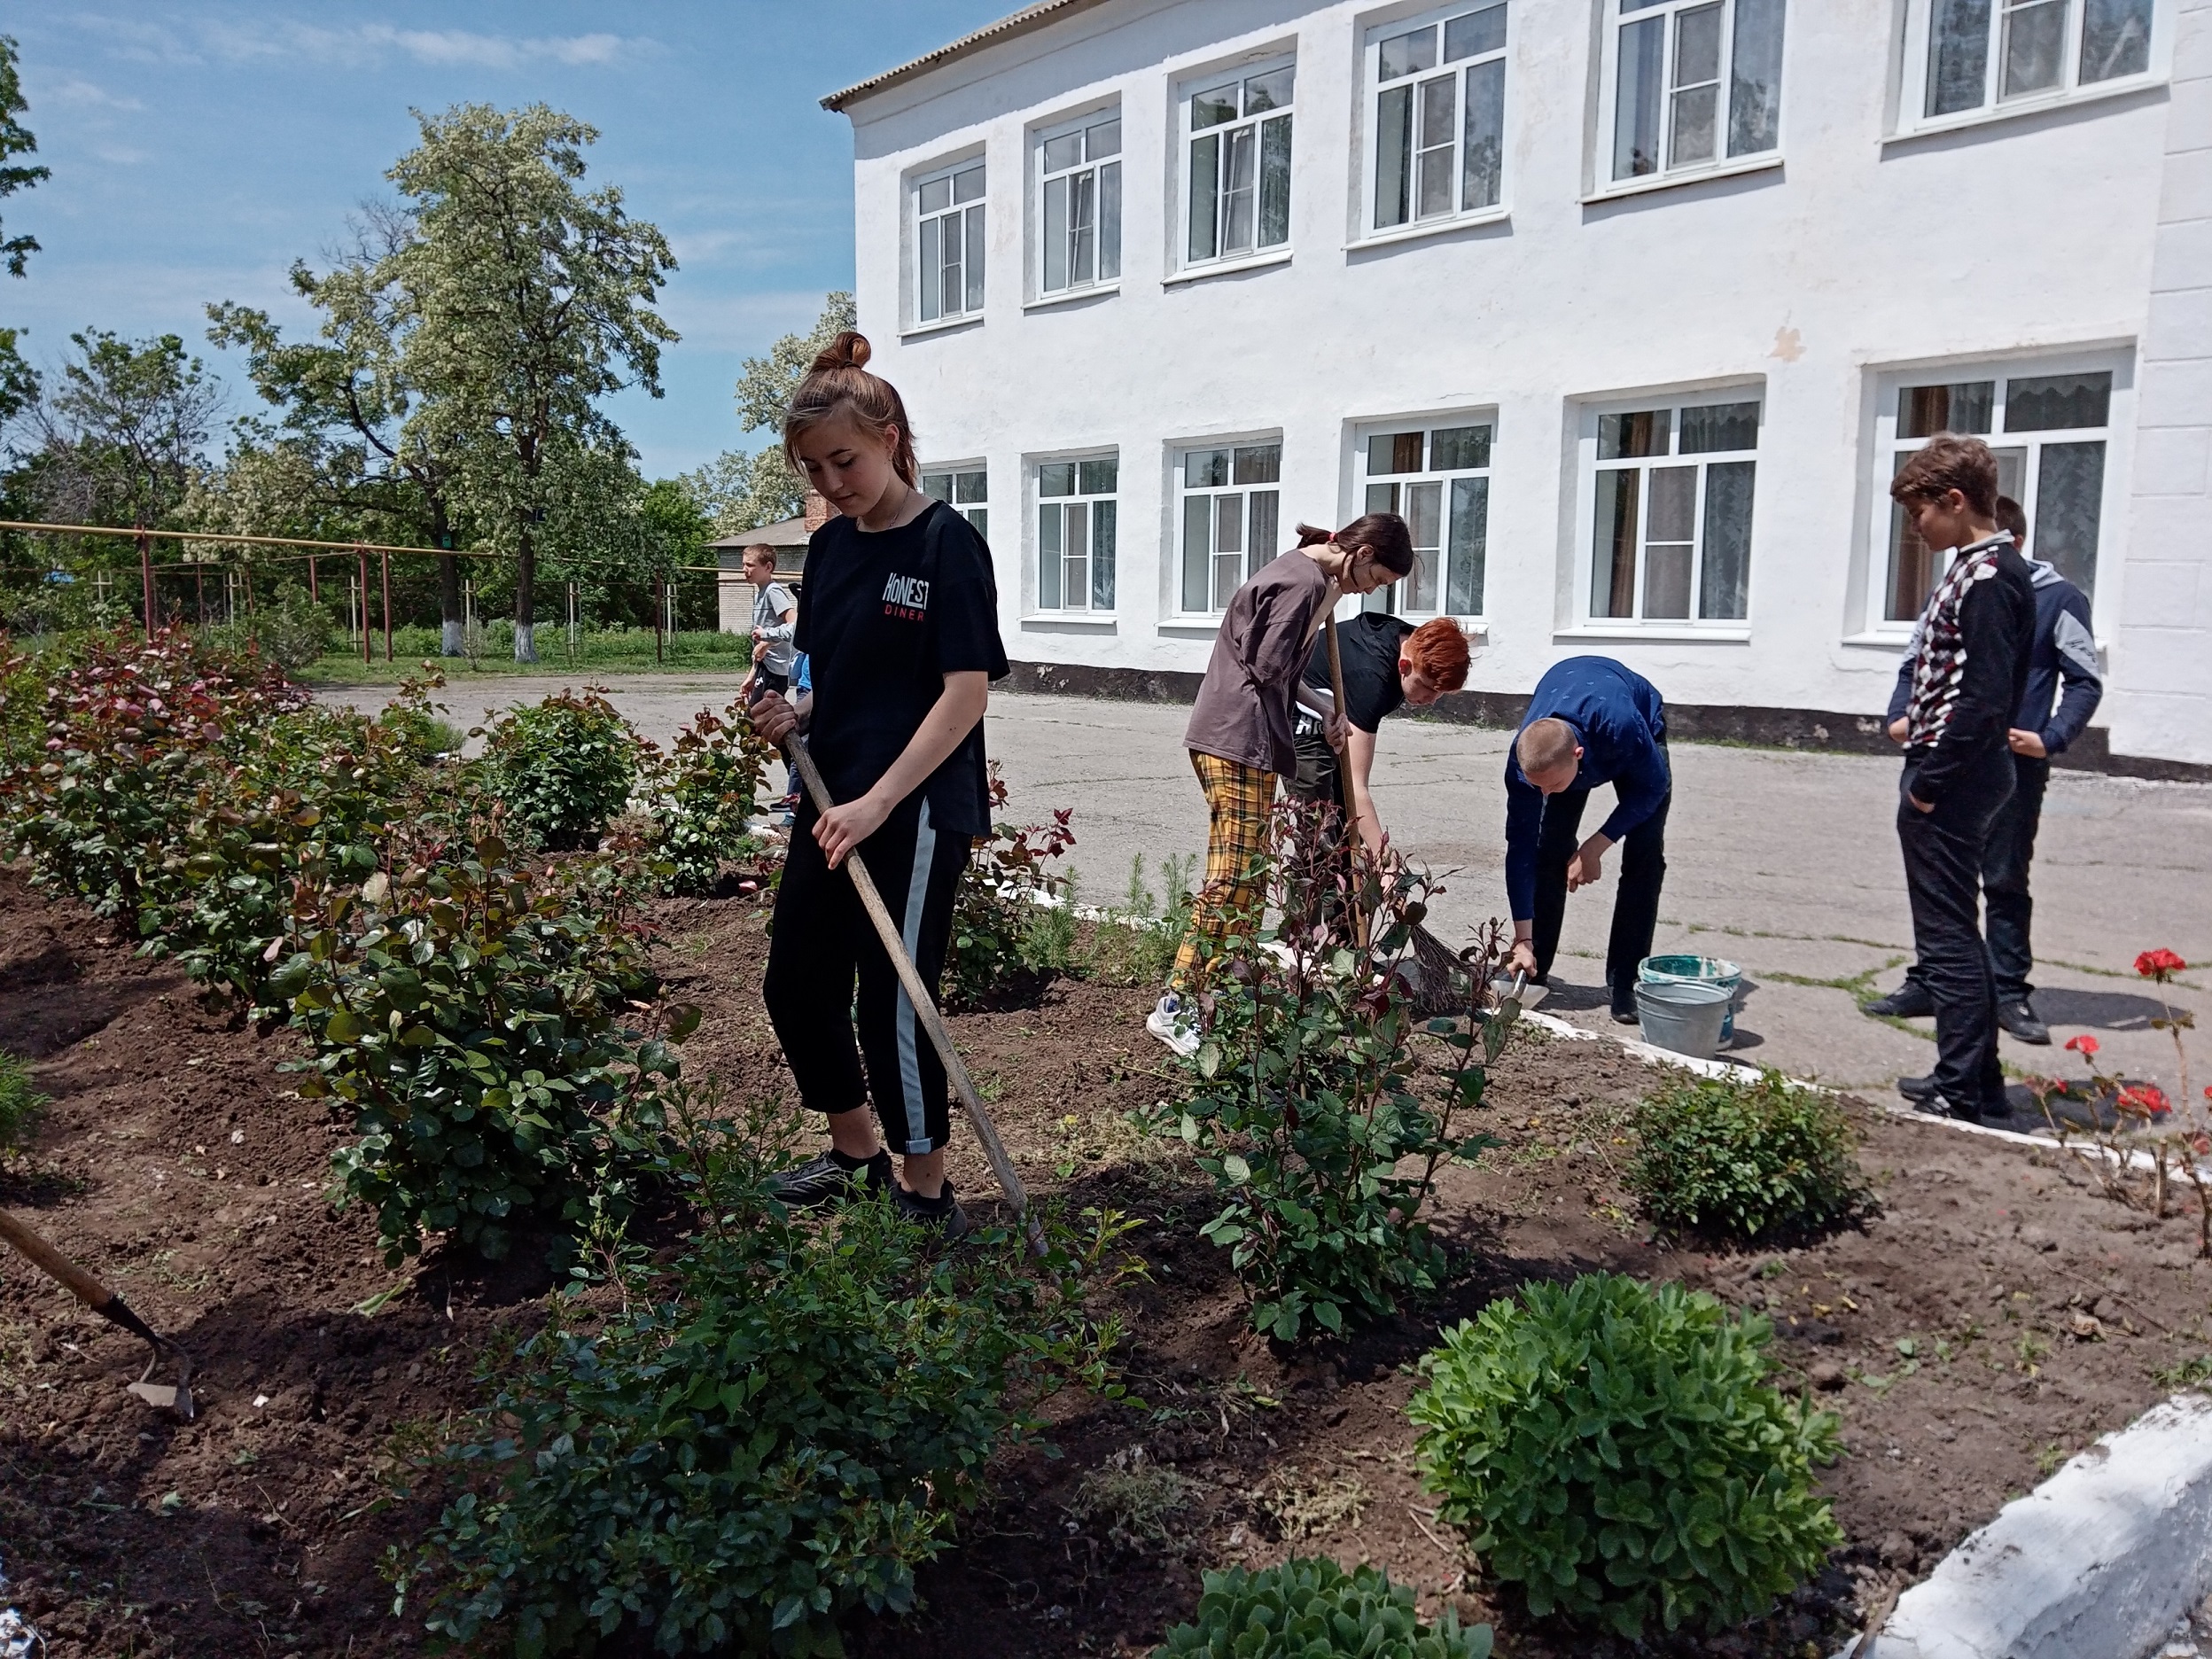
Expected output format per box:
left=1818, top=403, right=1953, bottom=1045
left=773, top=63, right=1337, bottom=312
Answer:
left=1885, top=438, right=2037, bottom=1121
left=1868, top=496, right=2102, bottom=1043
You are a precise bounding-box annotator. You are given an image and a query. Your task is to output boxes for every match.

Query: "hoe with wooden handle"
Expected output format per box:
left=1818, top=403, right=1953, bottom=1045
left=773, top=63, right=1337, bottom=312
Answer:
left=780, top=732, right=1048, bottom=1259
left=0, top=1207, right=196, bottom=1420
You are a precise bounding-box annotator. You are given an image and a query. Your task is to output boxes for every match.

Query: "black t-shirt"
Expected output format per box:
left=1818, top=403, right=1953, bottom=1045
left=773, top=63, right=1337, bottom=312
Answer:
left=1300, top=611, right=1412, bottom=733
left=794, top=499, right=1009, bottom=837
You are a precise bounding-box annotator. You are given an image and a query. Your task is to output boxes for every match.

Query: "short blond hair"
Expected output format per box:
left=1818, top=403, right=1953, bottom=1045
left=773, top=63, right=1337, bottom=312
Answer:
left=1516, top=717, right=1579, bottom=778
left=742, top=543, right=776, bottom=570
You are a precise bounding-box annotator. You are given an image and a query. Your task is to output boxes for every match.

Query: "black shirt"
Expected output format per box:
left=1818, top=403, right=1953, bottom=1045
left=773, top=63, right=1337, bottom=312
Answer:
left=1300, top=611, right=1412, bottom=733
left=794, top=499, right=1009, bottom=837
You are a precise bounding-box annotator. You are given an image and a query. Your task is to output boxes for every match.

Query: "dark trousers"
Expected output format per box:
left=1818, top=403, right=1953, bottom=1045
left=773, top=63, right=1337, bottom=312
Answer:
left=1530, top=782, right=1671, bottom=1010
left=763, top=796, right=970, bottom=1156
left=1904, top=753, right=2049, bottom=1005
left=1898, top=747, right=2015, bottom=1113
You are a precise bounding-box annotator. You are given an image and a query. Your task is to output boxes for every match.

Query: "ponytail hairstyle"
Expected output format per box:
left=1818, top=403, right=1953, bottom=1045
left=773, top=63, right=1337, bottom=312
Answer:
left=782, top=331, right=920, bottom=487
left=1294, top=513, right=1415, bottom=580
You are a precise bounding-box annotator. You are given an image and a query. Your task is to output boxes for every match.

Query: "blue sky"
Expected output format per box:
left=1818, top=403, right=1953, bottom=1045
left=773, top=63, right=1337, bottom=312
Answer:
left=2, top=2, right=1009, bottom=478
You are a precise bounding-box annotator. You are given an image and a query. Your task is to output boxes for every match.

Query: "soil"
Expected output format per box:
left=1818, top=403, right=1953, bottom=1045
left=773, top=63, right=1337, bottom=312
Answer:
left=4, top=868, right=2209, bottom=1658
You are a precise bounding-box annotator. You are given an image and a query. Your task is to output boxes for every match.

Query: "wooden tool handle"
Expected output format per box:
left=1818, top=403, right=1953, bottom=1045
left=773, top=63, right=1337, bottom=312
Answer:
left=0, top=1207, right=114, bottom=1311
left=783, top=735, right=1040, bottom=1247
left=1321, top=614, right=1370, bottom=949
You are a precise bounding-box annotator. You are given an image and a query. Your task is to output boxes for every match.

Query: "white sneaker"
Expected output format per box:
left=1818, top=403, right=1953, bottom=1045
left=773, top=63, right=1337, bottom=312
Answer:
left=1146, top=993, right=1199, bottom=1058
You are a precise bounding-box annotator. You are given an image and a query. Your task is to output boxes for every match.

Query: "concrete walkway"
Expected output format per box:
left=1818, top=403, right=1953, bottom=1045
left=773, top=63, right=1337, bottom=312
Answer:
left=320, top=676, right=2212, bottom=1110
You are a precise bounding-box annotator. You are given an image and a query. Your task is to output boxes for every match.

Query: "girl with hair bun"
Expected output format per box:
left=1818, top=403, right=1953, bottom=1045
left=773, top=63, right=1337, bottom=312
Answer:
left=746, top=331, right=1009, bottom=1236
left=1147, top=513, right=1414, bottom=1056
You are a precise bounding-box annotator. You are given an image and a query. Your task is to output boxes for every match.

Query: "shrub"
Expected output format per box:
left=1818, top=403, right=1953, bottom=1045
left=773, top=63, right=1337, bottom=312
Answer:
left=0, top=1048, right=45, bottom=1159
left=1627, top=1071, right=1869, bottom=1241
left=945, top=765, right=1075, bottom=1009
left=645, top=700, right=775, bottom=895
left=272, top=829, right=682, bottom=1265
left=201, top=580, right=333, bottom=673
left=1077, top=853, right=1196, bottom=988
left=1154, top=1559, right=1492, bottom=1659
left=395, top=1108, right=1131, bottom=1657
left=1409, top=1273, right=1842, bottom=1640
left=1180, top=802, right=1504, bottom=1341
left=481, top=688, right=641, bottom=851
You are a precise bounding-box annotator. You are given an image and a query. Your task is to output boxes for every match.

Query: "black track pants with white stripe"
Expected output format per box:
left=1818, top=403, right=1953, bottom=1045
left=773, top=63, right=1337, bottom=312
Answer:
left=764, top=795, right=971, bottom=1156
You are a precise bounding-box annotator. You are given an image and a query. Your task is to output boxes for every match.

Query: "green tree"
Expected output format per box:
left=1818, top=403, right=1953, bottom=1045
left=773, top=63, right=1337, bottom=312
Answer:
left=382, top=104, right=676, bottom=662
left=23, top=330, right=219, bottom=529
left=0, top=33, right=51, bottom=425
left=680, top=290, right=854, bottom=535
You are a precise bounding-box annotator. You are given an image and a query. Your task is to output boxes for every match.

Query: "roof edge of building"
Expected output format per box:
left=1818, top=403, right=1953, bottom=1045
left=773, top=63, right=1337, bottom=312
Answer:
left=822, top=0, right=1122, bottom=113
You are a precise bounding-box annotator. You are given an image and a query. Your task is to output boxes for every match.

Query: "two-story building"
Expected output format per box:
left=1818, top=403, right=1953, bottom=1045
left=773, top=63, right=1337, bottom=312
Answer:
left=825, top=0, right=2210, bottom=770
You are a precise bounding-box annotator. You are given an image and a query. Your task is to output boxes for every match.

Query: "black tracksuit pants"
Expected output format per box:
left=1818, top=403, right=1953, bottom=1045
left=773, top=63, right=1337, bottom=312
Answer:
left=1904, top=752, right=2050, bottom=1006
left=1898, top=745, right=2015, bottom=1114
left=763, top=796, right=970, bottom=1156
left=1530, top=776, right=1671, bottom=1011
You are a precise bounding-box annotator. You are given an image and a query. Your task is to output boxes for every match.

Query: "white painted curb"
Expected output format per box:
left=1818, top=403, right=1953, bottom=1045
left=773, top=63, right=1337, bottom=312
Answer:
left=1839, top=1392, right=2212, bottom=1659
left=0, top=1551, right=39, bottom=1659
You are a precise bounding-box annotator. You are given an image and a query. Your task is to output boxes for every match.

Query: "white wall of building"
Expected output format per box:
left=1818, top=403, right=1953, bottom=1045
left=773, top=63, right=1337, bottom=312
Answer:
left=839, top=0, right=2193, bottom=755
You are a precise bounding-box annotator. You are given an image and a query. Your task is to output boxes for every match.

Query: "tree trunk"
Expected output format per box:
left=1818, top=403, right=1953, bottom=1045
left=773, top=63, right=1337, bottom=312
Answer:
left=513, top=528, right=537, bottom=663
left=435, top=506, right=463, bottom=658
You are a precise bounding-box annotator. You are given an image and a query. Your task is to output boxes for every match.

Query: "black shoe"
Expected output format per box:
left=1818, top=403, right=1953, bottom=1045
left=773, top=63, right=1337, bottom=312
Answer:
left=1865, top=984, right=1936, bottom=1019
left=1997, top=1001, right=2050, bottom=1045
left=893, top=1180, right=972, bottom=1241
left=1915, top=1093, right=1985, bottom=1123
left=770, top=1148, right=892, bottom=1208
left=1897, top=1073, right=1940, bottom=1103
left=1610, top=998, right=1640, bottom=1025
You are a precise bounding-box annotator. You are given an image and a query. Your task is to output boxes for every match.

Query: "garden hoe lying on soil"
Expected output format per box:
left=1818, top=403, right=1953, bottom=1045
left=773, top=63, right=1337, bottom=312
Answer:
left=0, top=1207, right=197, bottom=1421
left=782, top=733, right=1051, bottom=1260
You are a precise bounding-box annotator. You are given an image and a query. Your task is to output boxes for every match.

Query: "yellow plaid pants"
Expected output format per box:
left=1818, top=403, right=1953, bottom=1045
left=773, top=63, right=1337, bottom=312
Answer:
left=1172, top=751, right=1277, bottom=992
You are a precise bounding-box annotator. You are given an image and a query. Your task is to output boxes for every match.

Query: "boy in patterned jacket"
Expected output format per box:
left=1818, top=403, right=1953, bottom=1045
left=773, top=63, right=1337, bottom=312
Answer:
left=1886, top=435, right=2037, bottom=1122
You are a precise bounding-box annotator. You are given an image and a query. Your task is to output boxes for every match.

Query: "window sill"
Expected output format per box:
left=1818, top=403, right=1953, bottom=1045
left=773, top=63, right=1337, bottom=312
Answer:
left=900, top=313, right=984, bottom=340
left=1841, top=629, right=1916, bottom=648
left=1581, top=152, right=1781, bottom=205
left=1023, top=284, right=1120, bottom=312
left=1158, top=619, right=1224, bottom=636
left=1021, top=613, right=1118, bottom=632
left=1345, top=207, right=1509, bottom=252
left=1163, top=248, right=1292, bottom=288
left=1554, top=624, right=1752, bottom=643
left=1885, top=74, right=2166, bottom=145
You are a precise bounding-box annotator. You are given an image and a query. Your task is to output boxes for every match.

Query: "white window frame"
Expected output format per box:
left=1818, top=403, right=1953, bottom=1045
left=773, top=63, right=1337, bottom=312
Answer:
left=1173, top=438, right=1285, bottom=617
left=910, top=158, right=985, bottom=331
left=1860, top=351, right=2130, bottom=636
left=1032, top=452, right=1119, bottom=614
left=1571, top=388, right=1763, bottom=635
left=1591, top=0, right=1788, bottom=198
left=1032, top=109, right=1123, bottom=304
left=920, top=463, right=989, bottom=540
left=1175, top=55, right=1297, bottom=277
left=1894, top=0, right=2167, bottom=137
left=1353, top=414, right=1497, bottom=619
left=1359, top=4, right=1513, bottom=244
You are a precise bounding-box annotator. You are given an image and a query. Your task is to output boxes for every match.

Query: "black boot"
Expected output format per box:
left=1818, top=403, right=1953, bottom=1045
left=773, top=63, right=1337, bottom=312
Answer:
left=1865, top=982, right=1936, bottom=1019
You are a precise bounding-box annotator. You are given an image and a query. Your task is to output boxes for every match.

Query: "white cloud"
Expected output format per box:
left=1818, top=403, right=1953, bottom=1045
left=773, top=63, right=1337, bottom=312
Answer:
left=40, top=75, right=147, bottom=112
left=64, top=12, right=650, bottom=73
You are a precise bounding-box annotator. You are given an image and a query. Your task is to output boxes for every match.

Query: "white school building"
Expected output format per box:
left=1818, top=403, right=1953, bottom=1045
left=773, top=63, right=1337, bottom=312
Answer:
left=824, top=0, right=2212, bottom=771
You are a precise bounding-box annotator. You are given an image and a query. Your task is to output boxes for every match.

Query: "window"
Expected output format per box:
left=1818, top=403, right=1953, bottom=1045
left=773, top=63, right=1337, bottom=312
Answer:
left=1585, top=398, right=1759, bottom=624
left=1178, top=442, right=1282, bottom=613
left=1367, top=5, right=1509, bottom=231
left=1184, top=63, right=1294, bottom=267
left=922, top=466, right=988, bottom=538
left=914, top=161, right=985, bottom=326
left=1359, top=421, right=1493, bottom=617
left=1911, top=0, right=2155, bottom=123
left=1874, top=366, right=2115, bottom=623
left=1036, top=456, right=1118, bottom=611
left=1038, top=113, right=1121, bottom=297
left=1601, top=0, right=1786, bottom=184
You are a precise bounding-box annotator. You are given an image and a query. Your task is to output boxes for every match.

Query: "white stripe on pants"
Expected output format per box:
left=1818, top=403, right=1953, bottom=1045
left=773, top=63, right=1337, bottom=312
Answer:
left=893, top=800, right=937, bottom=1155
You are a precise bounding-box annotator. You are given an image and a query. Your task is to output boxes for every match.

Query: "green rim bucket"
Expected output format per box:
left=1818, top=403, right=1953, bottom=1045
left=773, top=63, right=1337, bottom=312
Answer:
left=1634, top=978, right=1733, bottom=1061
left=1640, top=954, right=1741, bottom=1041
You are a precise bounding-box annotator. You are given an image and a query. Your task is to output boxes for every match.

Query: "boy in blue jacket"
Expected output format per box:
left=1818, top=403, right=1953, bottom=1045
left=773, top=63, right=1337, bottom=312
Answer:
left=1503, top=657, right=1671, bottom=1024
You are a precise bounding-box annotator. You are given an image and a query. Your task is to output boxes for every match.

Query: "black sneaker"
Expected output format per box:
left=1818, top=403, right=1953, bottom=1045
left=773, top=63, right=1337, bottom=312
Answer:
left=893, top=1180, right=972, bottom=1241
left=1915, top=1093, right=1985, bottom=1123
left=1897, top=1073, right=1940, bottom=1103
left=1610, top=997, right=1640, bottom=1025
left=770, top=1148, right=892, bottom=1208
left=1865, top=983, right=1936, bottom=1019
left=1997, top=1001, right=2051, bottom=1045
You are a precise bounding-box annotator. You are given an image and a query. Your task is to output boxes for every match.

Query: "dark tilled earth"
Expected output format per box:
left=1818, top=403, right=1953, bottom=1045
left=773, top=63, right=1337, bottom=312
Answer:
left=4, top=868, right=2208, bottom=1657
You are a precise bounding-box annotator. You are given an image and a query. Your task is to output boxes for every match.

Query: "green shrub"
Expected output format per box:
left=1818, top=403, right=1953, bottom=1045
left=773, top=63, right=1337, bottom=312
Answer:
left=1409, top=1273, right=1842, bottom=1640
left=1181, top=804, right=1503, bottom=1341
left=481, top=688, right=641, bottom=851
left=645, top=700, right=775, bottom=894
left=1075, top=853, right=1196, bottom=987
left=0, top=1048, right=45, bottom=1158
left=1154, top=1559, right=1492, bottom=1659
left=395, top=1109, right=1131, bottom=1657
left=1628, top=1070, right=1869, bottom=1241
left=201, top=581, right=332, bottom=673
left=945, top=766, right=1075, bottom=1009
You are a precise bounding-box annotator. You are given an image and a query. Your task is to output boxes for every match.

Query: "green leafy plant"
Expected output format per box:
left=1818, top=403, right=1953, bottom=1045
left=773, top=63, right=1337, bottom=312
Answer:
left=1180, top=802, right=1505, bottom=1341
left=945, top=765, right=1075, bottom=1009
left=644, top=699, right=775, bottom=895
left=1409, top=1273, right=1842, bottom=1640
left=1627, top=1070, right=1870, bottom=1241
left=1077, top=852, right=1197, bottom=987
left=200, top=580, right=333, bottom=672
left=394, top=1101, right=1132, bottom=1657
left=1153, top=1559, right=1492, bottom=1659
left=0, top=1047, right=45, bottom=1160
left=481, top=688, right=642, bottom=851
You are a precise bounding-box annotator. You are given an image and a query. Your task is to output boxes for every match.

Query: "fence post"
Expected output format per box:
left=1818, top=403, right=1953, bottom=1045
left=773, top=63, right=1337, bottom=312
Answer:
left=194, top=559, right=206, bottom=627
left=357, top=547, right=370, bottom=666
left=653, top=574, right=664, bottom=665
left=308, top=553, right=318, bottom=603
left=136, top=523, right=153, bottom=639
left=381, top=548, right=393, bottom=662
left=567, top=579, right=578, bottom=662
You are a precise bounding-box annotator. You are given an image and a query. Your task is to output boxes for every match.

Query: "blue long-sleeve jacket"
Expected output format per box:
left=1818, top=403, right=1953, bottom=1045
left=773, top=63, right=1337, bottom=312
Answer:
left=1504, top=657, right=1670, bottom=921
left=1887, top=559, right=2102, bottom=754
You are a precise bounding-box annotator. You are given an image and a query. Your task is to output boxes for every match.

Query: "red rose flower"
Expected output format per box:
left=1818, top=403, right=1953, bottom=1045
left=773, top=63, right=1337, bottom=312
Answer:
left=2065, top=1034, right=2100, bottom=1055
left=2116, top=1084, right=2171, bottom=1118
left=2136, top=948, right=2188, bottom=981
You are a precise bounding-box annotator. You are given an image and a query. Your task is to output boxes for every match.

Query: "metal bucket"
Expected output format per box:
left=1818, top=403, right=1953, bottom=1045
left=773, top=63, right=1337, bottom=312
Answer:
left=1635, top=978, right=1734, bottom=1061
left=1640, top=954, right=1741, bottom=1041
